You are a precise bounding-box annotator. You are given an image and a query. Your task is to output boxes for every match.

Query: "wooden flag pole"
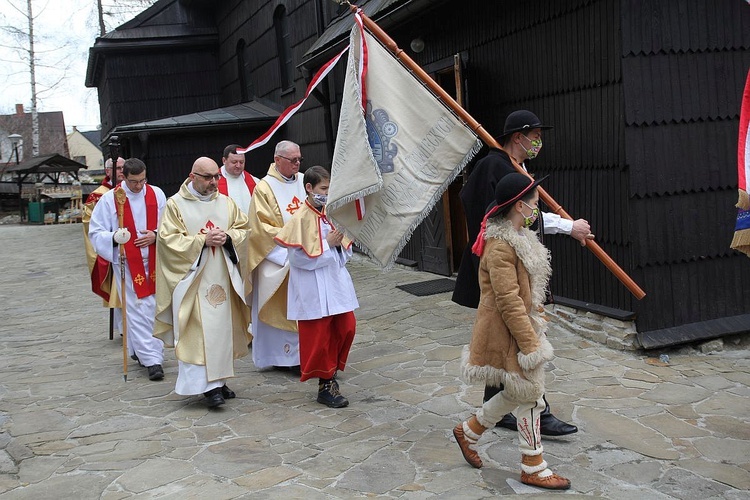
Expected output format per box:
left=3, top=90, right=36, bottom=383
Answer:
left=114, top=188, right=129, bottom=382
left=345, top=3, right=646, bottom=300
left=107, top=136, right=120, bottom=340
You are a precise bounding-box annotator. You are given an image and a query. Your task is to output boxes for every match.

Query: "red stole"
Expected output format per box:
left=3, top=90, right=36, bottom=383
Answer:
left=218, top=171, right=256, bottom=196
left=92, top=256, right=113, bottom=301
left=118, top=185, right=158, bottom=298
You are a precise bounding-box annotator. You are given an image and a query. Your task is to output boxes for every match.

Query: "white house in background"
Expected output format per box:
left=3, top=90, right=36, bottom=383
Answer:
left=67, top=127, right=102, bottom=172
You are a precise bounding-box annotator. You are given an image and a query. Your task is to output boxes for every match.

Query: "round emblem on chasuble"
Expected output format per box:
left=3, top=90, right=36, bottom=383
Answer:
left=205, top=284, right=227, bottom=308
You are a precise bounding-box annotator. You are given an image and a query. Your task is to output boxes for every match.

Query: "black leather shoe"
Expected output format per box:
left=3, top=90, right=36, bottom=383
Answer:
left=539, top=396, right=577, bottom=436
left=131, top=354, right=144, bottom=367
left=221, top=385, right=236, bottom=399
left=147, top=364, right=164, bottom=381
left=496, top=413, right=517, bottom=431
left=493, top=395, right=578, bottom=436
left=495, top=411, right=577, bottom=435
left=204, top=387, right=225, bottom=408
left=540, top=412, right=578, bottom=436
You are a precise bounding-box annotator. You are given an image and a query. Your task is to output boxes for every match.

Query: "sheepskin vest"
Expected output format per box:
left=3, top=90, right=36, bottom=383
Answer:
left=460, top=219, right=554, bottom=402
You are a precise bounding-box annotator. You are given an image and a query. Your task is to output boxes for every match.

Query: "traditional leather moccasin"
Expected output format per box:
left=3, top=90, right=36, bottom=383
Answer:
left=453, top=423, right=482, bottom=468
left=520, top=471, right=571, bottom=490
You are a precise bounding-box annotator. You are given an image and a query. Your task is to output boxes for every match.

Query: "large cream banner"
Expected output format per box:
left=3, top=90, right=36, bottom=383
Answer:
left=327, top=25, right=482, bottom=268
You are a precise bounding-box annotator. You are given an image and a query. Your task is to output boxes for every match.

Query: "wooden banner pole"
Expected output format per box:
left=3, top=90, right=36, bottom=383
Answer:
left=347, top=3, right=646, bottom=300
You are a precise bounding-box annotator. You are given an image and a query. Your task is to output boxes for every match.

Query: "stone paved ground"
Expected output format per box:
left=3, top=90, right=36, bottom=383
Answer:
left=0, top=223, right=748, bottom=499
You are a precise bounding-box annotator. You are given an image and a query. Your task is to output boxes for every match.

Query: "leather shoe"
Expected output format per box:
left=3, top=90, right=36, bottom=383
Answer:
left=496, top=413, right=517, bottom=431
left=540, top=411, right=578, bottom=436
left=495, top=411, right=577, bottom=436
left=147, top=364, right=164, bottom=381
left=221, top=385, right=236, bottom=399
left=204, top=387, right=225, bottom=408
left=521, top=471, right=571, bottom=490
left=453, top=423, right=483, bottom=468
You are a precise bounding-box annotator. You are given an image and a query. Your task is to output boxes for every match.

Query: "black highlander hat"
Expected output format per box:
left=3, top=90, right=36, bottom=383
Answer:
left=500, top=110, right=552, bottom=138
left=490, top=172, right=547, bottom=213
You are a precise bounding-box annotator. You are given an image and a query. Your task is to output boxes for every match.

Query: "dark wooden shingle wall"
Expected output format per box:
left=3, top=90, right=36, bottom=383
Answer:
left=622, top=0, right=750, bottom=330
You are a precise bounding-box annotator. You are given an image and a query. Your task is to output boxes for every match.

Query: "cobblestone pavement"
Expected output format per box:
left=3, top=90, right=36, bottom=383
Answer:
left=0, top=223, right=749, bottom=499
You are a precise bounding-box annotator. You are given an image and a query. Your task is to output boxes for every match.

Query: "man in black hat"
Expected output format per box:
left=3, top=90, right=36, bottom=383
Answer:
left=453, top=109, right=593, bottom=436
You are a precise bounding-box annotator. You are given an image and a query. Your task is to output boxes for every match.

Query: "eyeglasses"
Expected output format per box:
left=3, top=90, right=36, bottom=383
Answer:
left=277, top=155, right=303, bottom=164
left=126, top=177, right=147, bottom=186
left=193, top=172, right=221, bottom=181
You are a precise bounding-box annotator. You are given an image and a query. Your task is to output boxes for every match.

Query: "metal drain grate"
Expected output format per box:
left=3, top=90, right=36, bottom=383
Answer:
left=396, top=278, right=456, bottom=296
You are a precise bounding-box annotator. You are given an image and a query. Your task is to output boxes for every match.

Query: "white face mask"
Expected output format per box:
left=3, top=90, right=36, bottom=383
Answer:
left=311, top=193, right=328, bottom=206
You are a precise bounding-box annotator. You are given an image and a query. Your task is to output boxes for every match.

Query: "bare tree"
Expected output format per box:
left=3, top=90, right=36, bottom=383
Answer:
left=97, top=0, right=158, bottom=35
left=1, top=0, right=39, bottom=156
left=1, top=0, right=76, bottom=157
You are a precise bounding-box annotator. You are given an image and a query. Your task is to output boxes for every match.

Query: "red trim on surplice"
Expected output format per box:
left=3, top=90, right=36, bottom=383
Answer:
left=218, top=171, right=256, bottom=196
left=118, top=185, right=158, bottom=298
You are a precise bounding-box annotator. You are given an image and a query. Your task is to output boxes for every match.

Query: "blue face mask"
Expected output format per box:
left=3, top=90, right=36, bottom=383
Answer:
left=311, top=193, right=328, bottom=207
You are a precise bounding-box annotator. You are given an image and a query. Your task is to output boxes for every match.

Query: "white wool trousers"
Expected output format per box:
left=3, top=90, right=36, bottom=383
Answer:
left=477, top=391, right=546, bottom=454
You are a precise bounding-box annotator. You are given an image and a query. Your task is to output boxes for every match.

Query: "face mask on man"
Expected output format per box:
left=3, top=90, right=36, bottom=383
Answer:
left=311, top=193, right=328, bottom=207
left=520, top=135, right=543, bottom=160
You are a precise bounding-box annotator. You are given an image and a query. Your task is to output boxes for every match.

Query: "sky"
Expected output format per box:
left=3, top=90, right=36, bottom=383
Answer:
left=0, top=0, right=152, bottom=132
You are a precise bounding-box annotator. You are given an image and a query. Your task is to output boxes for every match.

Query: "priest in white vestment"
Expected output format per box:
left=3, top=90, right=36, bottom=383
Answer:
left=219, top=144, right=260, bottom=346
left=218, top=144, right=260, bottom=215
left=88, top=158, right=166, bottom=380
left=154, top=157, right=252, bottom=408
left=246, top=140, right=307, bottom=369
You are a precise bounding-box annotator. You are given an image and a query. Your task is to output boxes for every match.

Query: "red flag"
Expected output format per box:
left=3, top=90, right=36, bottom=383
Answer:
left=731, top=69, right=750, bottom=257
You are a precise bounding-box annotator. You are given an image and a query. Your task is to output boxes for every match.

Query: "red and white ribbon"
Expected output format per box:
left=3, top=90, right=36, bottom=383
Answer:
left=237, top=45, right=349, bottom=154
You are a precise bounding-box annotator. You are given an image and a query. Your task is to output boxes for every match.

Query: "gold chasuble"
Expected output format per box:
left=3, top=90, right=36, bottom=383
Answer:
left=154, top=180, right=251, bottom=381
left=246, top=163, right=305, bottom=332
left=82, top=181, right=120, bottom=308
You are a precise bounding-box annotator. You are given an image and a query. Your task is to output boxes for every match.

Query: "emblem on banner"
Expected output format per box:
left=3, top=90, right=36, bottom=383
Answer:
left=366, top=101, right=398, bottom=173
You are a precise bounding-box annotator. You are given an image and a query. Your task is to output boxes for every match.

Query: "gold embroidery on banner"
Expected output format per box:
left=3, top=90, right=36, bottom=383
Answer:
left=134, top=274, right=145, bottom=286
left=206, top=284, right=227, bottom=308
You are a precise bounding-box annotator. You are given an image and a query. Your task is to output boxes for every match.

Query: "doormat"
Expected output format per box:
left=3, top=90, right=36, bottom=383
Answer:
left=396, top=278, right=456, bottom=296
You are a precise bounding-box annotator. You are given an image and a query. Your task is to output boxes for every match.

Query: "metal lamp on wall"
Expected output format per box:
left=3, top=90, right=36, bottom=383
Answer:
left=8, top=133, right=23, bottom=220
left=410, top=37, right=425, bottom=53
left=8, top=133, right=22, bottom=165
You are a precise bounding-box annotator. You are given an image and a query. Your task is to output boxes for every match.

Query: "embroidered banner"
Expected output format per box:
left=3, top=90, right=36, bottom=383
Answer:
left=731, top=68, right=750, bottom=257
left=326, top=23, right=482, bottom=268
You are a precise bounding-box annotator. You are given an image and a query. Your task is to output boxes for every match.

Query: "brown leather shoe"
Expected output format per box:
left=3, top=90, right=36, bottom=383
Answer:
left=520, top=471, right=571, bottom=490
left=453, top=423, right=483, bottom=468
